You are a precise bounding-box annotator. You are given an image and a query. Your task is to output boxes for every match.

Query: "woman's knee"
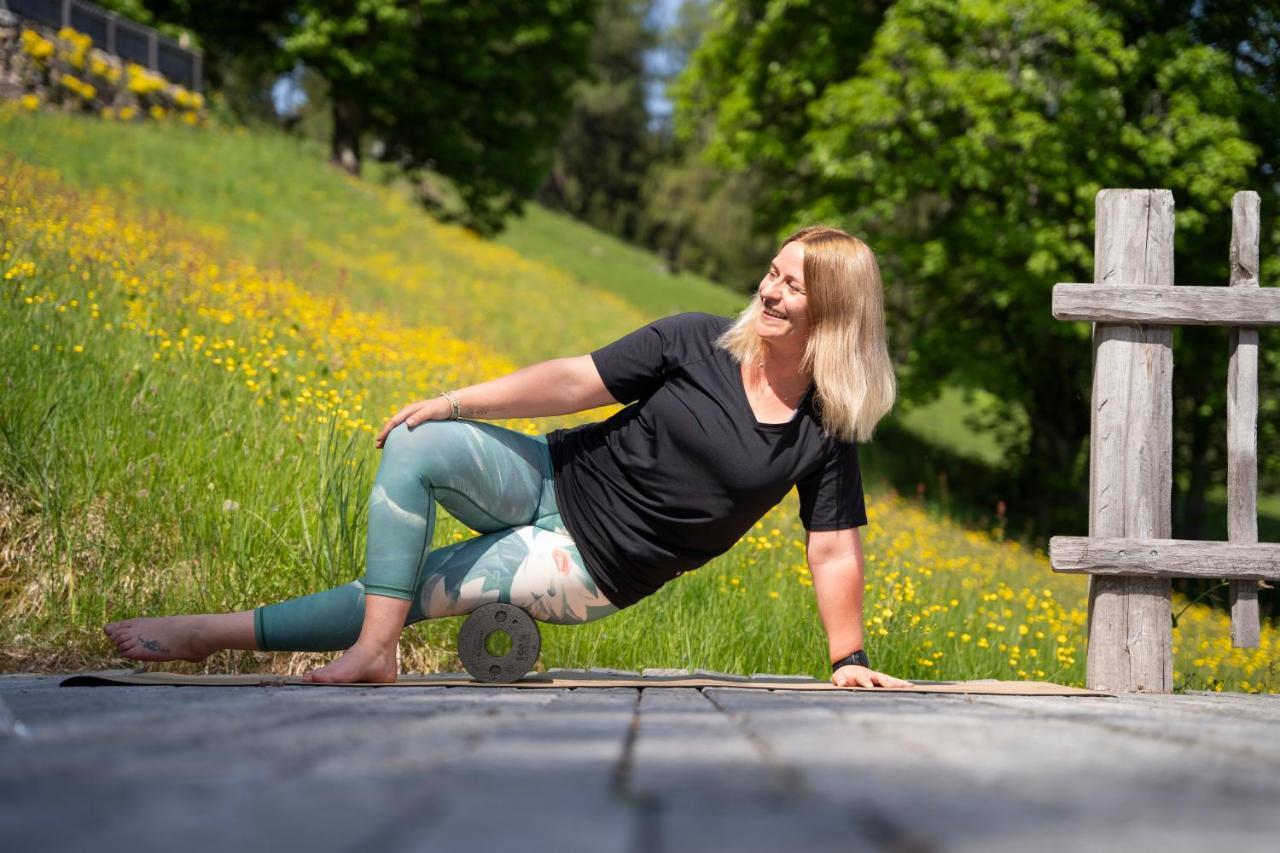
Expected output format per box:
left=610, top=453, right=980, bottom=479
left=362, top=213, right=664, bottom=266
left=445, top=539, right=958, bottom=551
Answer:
left=380, top=419, right=472, bottom=481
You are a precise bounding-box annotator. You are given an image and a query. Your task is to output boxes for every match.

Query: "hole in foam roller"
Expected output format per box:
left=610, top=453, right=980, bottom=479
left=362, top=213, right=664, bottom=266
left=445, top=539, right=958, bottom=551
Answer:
left=485, top=629, right=512, bottom=657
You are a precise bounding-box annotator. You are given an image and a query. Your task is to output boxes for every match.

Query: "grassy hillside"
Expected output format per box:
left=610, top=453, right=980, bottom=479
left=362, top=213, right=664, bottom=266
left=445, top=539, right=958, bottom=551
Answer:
left=1, top=107, right=1274, bottom=691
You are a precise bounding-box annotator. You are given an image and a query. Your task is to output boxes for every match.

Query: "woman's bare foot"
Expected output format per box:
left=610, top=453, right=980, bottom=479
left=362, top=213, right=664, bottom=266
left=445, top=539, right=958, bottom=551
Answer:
left=103, top=616, right=213, bottom=663
left=304, top=642, right=399, bottom=684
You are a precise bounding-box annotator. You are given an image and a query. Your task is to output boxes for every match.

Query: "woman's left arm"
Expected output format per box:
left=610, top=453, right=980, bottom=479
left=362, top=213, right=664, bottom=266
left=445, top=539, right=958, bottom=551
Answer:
left=807, top=528, right=913, bottom=689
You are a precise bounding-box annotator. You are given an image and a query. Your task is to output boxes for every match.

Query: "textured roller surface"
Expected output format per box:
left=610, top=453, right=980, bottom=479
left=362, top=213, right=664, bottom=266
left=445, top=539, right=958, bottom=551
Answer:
left=456, top=603, right=542, bottom=683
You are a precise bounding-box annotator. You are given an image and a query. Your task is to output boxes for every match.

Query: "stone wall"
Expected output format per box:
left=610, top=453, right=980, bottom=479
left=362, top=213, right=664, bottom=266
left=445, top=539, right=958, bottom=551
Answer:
left=0, top=16, right=206, bottom=124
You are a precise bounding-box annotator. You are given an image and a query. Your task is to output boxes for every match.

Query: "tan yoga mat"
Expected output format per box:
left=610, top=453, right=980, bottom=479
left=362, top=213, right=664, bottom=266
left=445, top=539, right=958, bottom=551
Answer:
left=60, top=668, right=1114, bottom=697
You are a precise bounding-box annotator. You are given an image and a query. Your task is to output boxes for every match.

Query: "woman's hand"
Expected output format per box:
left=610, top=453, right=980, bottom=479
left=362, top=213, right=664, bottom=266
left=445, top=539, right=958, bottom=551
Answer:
left=375, top=396, right=451, bottom=449
left=832, top=664, right=914, bottom=689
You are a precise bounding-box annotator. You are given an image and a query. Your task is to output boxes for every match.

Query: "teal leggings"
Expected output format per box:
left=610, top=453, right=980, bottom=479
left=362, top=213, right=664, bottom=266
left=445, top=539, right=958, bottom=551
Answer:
left=253, top=420, right=619, bottom=652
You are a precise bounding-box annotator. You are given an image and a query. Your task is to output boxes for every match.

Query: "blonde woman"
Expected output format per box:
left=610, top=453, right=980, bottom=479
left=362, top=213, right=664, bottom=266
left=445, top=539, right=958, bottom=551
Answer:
left=105, top=225, right=912, bottom=690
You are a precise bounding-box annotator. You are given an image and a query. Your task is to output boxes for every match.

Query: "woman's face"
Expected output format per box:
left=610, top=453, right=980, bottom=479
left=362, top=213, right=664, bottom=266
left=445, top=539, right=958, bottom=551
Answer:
left=755, top=240, right=811, bottom=346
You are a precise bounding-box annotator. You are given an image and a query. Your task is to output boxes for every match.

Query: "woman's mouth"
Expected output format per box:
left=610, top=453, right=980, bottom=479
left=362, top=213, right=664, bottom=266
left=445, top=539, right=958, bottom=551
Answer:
left=762, top=306, right=786, bottom=320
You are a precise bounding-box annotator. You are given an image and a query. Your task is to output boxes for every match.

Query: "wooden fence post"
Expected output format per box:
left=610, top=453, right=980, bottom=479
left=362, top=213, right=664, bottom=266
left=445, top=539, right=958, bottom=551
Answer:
left=1086, top=189, right=1175, bottom=692
left=1228, top=190, right=1262, bottom=647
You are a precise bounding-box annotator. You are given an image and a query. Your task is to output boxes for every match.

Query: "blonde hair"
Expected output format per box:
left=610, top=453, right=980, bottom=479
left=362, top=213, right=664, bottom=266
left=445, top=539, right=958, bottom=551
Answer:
left=715, top=225, right=896, bottom=443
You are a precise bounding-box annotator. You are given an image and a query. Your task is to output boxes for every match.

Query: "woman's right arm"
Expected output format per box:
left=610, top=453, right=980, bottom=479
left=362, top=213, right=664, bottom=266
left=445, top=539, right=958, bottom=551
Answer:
left=375, top=355, right=618, bottom=448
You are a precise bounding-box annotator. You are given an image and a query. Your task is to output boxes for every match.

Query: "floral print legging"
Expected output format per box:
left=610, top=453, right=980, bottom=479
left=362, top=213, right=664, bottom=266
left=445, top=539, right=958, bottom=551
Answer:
left=253, top=420, right=619, bottom=652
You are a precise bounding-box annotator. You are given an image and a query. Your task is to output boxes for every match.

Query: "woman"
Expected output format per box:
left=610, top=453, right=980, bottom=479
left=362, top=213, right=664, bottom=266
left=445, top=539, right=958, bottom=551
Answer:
left=104, top=225, right=912, bottom=689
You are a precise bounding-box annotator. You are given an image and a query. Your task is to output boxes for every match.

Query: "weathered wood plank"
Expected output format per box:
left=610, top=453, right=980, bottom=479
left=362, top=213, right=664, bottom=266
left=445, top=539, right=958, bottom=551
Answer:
left=0, top=685, right=639, bottom=853
left=1228, top=190, right=1262, bottom=648
left=626, top=687, right=791, bottom=801
left=6, top=679, right=1280, bottom=853
left=1052, top=283, right=1280, bottom=325
left=397, top=688, right=639, bottom=853
left=1087, top=188, right=1175, bottom=693
left=1050, top=536, right=1280, bottom=579
left=953, top=693, right=1280, bottom=761
left=706, top=688, right=1280, bottom=850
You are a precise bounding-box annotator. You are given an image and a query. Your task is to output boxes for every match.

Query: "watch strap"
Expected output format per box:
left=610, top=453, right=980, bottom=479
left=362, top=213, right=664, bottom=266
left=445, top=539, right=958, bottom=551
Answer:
left=831, top=649, right=870, bottom=671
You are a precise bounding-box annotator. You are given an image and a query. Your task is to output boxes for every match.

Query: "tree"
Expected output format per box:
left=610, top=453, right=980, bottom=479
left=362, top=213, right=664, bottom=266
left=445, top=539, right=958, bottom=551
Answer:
left=284, top=0, right=598, bottom=233
left=114, top=1, right=599, bottom=233
left=670, top=0, right=892, bottom=239
left=537, top=0, right=658, bottom=240
left=1106, top=1, right=1280, bottom=538
left=678, top=0, right=1259, bottom=534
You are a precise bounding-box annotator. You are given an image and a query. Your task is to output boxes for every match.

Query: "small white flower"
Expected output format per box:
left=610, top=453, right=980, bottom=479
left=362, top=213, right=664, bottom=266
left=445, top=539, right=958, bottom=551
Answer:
left=222, top=499, right=240, bottom=512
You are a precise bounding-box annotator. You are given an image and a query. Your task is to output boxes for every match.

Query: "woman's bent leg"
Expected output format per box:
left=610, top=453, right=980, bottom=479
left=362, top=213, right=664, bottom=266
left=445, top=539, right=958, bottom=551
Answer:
left=304, top=420, right=595, bottom=681
left=255, top=523, right=617, bottom=652
left=409, top=522, right=617, bottom=625
left=361, top=419, right=552, bottom=601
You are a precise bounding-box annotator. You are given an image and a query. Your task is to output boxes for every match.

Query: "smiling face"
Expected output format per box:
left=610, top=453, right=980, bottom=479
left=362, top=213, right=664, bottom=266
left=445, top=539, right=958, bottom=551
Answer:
left=755, top=239, right=811, bottom=347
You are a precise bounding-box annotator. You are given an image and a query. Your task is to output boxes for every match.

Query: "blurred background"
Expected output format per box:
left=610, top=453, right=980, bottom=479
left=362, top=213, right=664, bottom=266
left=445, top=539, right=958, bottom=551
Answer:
left=3, top=0, right=1277, bottom=682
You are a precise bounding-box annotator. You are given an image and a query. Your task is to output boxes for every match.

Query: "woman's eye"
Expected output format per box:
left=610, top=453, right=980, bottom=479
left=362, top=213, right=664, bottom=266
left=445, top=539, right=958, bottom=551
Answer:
left=787, top=283, right=802, bottom=295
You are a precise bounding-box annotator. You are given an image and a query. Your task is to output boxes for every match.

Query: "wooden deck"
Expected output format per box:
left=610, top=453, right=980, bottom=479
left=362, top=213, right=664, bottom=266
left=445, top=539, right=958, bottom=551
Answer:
left=2, top=673, right=1278, bottom=852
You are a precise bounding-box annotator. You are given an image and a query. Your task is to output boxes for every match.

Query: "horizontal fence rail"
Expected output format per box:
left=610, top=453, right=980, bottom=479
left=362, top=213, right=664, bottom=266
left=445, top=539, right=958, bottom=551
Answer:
left=1050, top=537, right=1280, bottom=581
left=1052, top=283, right=1280, bottom=326
left=5, top=0, right=202, bottom=90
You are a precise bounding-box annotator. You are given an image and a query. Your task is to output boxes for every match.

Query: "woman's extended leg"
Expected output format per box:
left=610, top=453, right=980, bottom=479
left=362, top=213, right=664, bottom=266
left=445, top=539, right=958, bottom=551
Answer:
left=105, top=420, right=616, bottom=674
left=104, top=518, right=616, bottom=663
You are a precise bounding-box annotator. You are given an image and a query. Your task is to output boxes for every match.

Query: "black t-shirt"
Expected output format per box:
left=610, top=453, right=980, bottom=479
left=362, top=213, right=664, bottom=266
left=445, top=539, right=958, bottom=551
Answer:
left=546, top=312, right=867, bottom=609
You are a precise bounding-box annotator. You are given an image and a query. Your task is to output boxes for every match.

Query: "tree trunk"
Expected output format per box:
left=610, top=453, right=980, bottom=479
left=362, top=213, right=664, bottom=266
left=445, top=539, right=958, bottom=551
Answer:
left=331, top=96, right=363, bottom=176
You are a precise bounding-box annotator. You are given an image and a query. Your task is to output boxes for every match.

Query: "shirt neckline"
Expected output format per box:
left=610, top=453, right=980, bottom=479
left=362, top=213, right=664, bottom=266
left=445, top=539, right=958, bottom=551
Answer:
left=733, top=355, right=814, bottom=429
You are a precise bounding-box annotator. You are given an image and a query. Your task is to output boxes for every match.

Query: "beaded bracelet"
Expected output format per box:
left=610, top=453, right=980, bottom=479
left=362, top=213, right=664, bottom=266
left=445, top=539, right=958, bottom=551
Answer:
left=440, top=390, right=461, bottom=420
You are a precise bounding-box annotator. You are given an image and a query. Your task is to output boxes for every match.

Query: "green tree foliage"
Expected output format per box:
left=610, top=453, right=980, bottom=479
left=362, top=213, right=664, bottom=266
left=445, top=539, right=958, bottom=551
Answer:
left=638, top=0, right=790, bottom=288
left=671, top=0, right=891, bottom=233
left=282, top=0, right=598, bottom=234
left=1105, top=1, right=1280, bottom=537
left=538, top=0, right=657, bottom=240
left=96, top=1, right=598, bottom=234
left=679, top=0, right=1260, bottom=533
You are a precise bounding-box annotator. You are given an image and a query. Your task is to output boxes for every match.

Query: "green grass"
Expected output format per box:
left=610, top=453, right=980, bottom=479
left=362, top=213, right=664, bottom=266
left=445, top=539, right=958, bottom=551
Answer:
left=2, top=107, right=1275, bottom=692
left=894, top=386, right=1026, bottom=468
left=495, top=203, right=746, bottom=318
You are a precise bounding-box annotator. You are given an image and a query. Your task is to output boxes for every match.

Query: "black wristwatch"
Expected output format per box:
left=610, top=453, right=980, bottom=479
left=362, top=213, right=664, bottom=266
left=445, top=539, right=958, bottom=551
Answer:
left=831, top=649, right=870, bottom=671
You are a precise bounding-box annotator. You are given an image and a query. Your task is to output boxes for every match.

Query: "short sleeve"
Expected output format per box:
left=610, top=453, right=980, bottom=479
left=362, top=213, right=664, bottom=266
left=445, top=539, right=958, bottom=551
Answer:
left=591, top=313, right=704, bottom=405
left=797, top=441, right=868, bottom=531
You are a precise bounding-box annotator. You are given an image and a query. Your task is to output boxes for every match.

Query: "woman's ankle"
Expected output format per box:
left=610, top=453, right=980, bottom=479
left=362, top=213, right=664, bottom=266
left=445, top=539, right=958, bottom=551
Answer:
left=193, top=611, right=259, bottom=653
left=355, top=594, right=413, bottom=649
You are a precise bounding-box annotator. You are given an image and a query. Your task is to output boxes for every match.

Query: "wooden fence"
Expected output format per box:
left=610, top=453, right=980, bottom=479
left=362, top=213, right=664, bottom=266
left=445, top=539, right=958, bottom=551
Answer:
left=1049, top=189, right=1279, bottom=693
left=4, top=0, right=202, bottom=90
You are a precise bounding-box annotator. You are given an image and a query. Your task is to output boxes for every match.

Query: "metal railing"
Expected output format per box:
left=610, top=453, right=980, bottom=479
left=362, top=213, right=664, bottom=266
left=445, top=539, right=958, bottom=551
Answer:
left=5, top=0, right=202, bottom=91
